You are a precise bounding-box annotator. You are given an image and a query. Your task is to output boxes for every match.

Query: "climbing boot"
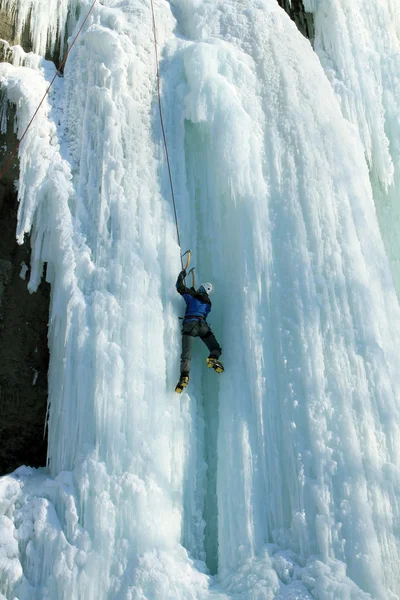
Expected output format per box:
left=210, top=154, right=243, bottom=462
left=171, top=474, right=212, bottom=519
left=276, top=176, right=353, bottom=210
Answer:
left=175, top=375, right=189, bottom=393
left=206, top=357, right=224, bottom=373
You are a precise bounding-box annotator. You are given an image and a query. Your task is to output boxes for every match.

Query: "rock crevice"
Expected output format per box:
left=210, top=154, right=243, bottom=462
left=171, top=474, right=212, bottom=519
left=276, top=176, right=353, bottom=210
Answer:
left=0, top=99, right=49, bottom=475
left=277, top=0, right=314, bottom=40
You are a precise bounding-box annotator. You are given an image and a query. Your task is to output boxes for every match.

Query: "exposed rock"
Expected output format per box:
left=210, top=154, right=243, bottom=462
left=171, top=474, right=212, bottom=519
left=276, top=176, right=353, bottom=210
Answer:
left=0, top=104, right=49, bottom=475
left=277, top=0, right=315, bottom=41
left=0, top=8, right=18, bottom=43
left=0, top=8, right=33, bottom=61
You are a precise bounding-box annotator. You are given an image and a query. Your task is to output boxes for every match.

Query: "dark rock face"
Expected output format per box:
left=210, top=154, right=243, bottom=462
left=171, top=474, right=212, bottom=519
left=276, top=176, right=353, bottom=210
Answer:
left=0, top=9, right=18, bottom=47
left=0, top=107, right=49, bottom=475
left=277, top=0, right=314, bottom=41
left=0, top=9, right=33, bottom=60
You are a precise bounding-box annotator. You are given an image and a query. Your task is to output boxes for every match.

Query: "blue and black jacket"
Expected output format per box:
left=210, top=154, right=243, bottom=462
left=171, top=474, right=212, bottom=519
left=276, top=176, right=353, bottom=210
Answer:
left=176, top=271, right=211, bottom=322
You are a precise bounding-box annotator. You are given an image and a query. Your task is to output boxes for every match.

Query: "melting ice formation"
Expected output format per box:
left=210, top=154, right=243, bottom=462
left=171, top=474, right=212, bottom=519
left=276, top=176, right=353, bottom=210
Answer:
left=1, top=0, right=400, bottom=598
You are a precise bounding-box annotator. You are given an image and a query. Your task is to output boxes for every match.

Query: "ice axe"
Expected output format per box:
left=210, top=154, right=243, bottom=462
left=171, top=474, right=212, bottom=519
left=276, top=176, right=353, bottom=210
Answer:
left=181, top=249, right=191, bottom=271
left=187, top=267, right=195, bottom=288
left=181, top=250, right=195, bottom=287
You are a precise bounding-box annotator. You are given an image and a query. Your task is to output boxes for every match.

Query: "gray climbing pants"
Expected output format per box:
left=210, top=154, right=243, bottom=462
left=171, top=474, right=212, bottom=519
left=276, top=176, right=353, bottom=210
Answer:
left=180, top=319, right=222, bottom=375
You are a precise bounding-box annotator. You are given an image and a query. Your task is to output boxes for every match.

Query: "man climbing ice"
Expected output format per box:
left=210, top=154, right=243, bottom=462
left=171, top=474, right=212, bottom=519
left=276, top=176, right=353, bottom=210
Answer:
left=175, top=269, right=224, bottom=393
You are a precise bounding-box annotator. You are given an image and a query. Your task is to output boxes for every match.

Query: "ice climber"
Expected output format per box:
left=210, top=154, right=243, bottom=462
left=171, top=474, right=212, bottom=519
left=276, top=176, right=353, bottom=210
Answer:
left=175, top=269, right=224, bottom=393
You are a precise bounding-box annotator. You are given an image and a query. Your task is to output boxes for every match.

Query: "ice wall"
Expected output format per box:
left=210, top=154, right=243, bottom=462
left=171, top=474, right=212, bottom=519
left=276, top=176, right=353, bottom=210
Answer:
left=0, top=2, right=215, bottom=598
left=1, top=0, right=400, bottom=599
left=304, top=0, right=400, bottom=295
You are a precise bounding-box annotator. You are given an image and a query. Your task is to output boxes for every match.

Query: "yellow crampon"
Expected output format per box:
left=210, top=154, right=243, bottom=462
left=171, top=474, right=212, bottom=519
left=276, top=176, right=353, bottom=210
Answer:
left=175, top=375, right=189, bottom=393
left=206, top=357, right=224, bottom=373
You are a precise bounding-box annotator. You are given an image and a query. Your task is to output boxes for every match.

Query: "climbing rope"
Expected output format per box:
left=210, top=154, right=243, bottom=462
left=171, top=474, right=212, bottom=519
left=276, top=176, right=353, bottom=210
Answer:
left=149, top=0, right=184, bottom=269
left=1, top=0, right=186, bottom=269
left=0, top=0, right=98, bottom=182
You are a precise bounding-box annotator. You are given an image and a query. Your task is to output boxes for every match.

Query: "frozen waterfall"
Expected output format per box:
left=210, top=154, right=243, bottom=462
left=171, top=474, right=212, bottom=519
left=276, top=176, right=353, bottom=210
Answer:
left=1, top=0, right=400, bottom=598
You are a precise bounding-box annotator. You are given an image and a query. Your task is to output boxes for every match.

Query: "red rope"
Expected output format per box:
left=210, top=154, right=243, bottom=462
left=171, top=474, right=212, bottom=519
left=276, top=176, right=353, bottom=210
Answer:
left=0, top=0, right=98, bottom=182
left=149, top=0, right=183, bottom=268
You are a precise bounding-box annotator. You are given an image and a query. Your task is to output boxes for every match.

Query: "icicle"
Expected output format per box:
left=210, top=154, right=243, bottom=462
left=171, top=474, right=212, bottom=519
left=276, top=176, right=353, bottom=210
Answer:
left=0, top=0, right=81, bottom=58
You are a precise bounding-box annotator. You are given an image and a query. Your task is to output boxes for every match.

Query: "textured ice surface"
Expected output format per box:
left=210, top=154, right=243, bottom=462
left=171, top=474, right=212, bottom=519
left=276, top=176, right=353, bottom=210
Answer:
left=306, top=0, right=400, bottom=294
left=1, top=0, right=400, bottom=598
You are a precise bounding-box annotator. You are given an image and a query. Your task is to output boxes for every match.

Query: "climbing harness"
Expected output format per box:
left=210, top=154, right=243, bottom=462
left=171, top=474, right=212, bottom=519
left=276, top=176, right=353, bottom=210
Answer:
left=0, top=0, right=98, bottom=182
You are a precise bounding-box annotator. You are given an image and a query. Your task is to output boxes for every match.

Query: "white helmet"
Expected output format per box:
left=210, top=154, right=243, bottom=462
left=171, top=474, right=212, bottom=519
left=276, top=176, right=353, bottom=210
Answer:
left=199, top=282, right=212, bottom=295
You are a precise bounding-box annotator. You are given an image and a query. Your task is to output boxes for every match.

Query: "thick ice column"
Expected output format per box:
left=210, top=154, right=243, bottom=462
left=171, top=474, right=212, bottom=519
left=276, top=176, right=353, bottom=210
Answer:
left=0, top=1, right=216, bottom=598
left=172, top=0, right=400, bottom=597
left=41, top=0, right=192, bottom=573
left=305, top=0, right=400, bottom=296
